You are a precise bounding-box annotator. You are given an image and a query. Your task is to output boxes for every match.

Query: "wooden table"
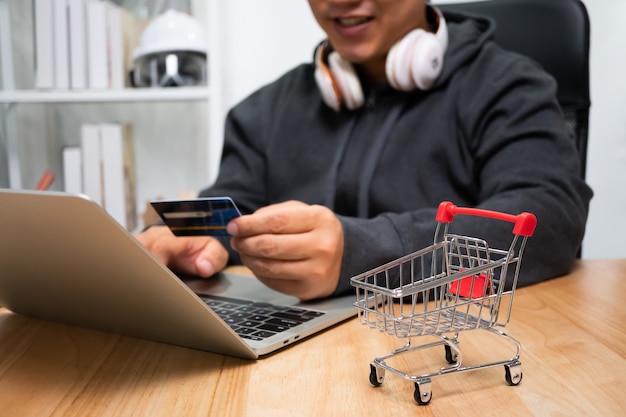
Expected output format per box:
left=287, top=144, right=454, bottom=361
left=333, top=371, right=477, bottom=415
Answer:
left=0, top=259, right=624, bottom=416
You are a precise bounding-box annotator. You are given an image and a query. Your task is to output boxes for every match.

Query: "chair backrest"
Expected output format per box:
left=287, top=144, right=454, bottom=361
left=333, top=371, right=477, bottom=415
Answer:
left=438, top=0, right=591, bottom=178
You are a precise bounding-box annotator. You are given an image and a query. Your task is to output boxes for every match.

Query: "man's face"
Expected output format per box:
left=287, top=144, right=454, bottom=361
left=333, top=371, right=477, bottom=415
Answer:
left=308, top=0, right=426, bottom=65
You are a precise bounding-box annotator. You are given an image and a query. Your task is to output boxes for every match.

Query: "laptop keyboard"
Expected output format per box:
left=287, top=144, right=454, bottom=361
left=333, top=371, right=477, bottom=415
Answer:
left=200, top=294, right=325, bottom=341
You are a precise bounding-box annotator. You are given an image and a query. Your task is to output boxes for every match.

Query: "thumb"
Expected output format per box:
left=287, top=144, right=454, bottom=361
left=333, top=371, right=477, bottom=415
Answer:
left=194, top=238, right=229, bottom=277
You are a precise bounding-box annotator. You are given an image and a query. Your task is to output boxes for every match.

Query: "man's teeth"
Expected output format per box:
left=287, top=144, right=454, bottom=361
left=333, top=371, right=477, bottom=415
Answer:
left=338, top=16, right=370, bottom=26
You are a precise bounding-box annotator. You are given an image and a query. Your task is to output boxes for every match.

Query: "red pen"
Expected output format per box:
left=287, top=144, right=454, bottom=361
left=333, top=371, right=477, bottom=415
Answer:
left=35, top=170, right=55, bottom=191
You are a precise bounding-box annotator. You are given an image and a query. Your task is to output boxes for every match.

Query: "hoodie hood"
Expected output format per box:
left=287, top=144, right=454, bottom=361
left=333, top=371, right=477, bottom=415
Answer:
left=435, top=8, right=495, bottom=88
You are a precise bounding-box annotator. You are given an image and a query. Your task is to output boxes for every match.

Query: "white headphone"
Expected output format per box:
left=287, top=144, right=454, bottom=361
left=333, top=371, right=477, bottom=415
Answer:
left=314, top=6, right=449, bottom=111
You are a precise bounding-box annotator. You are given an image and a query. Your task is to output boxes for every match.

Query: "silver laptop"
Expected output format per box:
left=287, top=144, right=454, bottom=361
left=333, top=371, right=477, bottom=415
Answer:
left=0, top=189, right=356, bottom=359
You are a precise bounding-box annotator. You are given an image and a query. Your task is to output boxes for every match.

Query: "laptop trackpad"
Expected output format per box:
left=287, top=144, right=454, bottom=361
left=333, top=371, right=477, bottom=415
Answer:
left=181, top=272, right=301, bottom=306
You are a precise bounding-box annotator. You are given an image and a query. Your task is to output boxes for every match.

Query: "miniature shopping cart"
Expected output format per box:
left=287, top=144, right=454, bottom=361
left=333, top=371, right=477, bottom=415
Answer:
left=350, top=201, right=536, bottom=405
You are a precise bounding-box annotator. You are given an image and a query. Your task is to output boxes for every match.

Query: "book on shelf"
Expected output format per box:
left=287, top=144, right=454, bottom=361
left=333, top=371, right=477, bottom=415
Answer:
left=106, top=3, right=124, bottom=89
left=119, top=5, right=141, bottom=88
left=62, top=146, right=83, bottom=194
left=70, top=122, right=138, bottom=231
left=68, top=0, right=88, bottom=89
left=34, top=0, right=55, bottom=89
left=80, top=123, right=103, bottom=205
left=53, top=0, right=70, bottom=89
left=86, top=0, right=108, bottom=89
left=33, top=0, right=141, bottom=90
left=100, top=122, right=138, bottom=231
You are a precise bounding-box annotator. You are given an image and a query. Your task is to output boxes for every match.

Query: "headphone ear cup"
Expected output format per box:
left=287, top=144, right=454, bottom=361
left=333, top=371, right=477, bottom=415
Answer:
left=327, top=51, right=364, bottom=110
left=386, top=30, right=422, bottom=91
left=315, top=65, right=342, bottom=111
left=314, top=45, right=343, bottom=111
left=385, top=7, right=447, bottom=92
left=409, top=33, right=444, bottom=90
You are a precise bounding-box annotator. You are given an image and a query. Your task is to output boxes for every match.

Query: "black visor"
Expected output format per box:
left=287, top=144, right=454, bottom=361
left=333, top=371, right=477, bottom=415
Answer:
left=132, top=51, right=207, bottom=87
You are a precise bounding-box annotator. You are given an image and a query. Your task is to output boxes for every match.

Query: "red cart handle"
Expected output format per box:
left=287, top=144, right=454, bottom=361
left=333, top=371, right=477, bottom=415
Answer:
left=435, top=201, right=537, bottom=237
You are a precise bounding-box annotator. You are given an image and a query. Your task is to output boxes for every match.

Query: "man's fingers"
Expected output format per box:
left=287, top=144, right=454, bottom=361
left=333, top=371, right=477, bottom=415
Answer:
left=169, top=236, right=228, bottom=278
left=137, top=226, right=228, bottom=278
left=196, top=238, right=229, bottom=276
left=229, top=201, right=317, bottom=236
left=230, top=233, right=310, bottom=261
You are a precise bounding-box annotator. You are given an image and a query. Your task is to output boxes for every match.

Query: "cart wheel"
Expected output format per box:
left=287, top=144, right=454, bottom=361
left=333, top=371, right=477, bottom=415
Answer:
left=414, top=379, right=432, bottom=405
left=444, top=344, right=458, bottom=364
left=504, top=362, right=523, bottom=386
left=369, top=363, right=384, bottom=386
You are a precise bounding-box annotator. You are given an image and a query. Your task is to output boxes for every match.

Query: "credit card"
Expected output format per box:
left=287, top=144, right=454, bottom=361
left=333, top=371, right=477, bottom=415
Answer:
left=150, top=197, right=242, bottom=237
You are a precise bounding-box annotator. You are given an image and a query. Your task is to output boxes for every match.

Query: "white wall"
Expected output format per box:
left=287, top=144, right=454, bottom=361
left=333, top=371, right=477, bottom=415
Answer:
left=218, top=0, right=324, bottom=107
left=581, top=0, right=626, bottom=258
left=214, top=0, right=626, bottom=260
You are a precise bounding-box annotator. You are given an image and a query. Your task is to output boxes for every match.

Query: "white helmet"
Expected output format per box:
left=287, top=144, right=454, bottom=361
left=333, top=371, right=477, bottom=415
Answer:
left=132, top=9, right=207, bottom=87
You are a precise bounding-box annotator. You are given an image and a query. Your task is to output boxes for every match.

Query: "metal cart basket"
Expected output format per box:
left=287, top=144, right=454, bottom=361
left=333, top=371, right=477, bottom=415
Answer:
left=350, top=201, right=536, bottom=405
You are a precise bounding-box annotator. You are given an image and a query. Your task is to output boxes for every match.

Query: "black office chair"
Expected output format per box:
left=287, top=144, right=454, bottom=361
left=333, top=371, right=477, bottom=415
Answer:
left=437, top=0, right=591, bottom=179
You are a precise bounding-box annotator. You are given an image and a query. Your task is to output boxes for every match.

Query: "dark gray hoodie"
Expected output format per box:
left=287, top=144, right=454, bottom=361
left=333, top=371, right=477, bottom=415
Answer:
left=201, top=9, right=593, bottom=296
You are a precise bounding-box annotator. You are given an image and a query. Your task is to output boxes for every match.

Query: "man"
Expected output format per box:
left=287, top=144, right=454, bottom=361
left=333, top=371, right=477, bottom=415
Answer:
left=138, top=0, right=592, bottom=300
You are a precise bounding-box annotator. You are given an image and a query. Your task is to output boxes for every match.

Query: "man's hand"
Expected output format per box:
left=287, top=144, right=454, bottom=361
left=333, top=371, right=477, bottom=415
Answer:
left=227, top=201, right=344, bottom=301
left=135, top=225, right=229, bottom=278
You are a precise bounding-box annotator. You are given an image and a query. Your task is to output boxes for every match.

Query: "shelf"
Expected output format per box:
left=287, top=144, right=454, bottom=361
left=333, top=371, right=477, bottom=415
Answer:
left=0, top=0, right=223, bottom=194
left=0, top=87, right=210, bottom=103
